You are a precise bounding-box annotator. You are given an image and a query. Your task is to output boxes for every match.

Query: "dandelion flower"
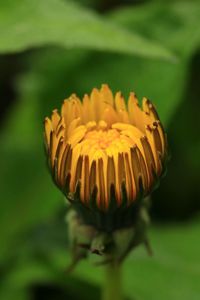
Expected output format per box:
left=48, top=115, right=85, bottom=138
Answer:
left=44, top=84, right=168, bottom=230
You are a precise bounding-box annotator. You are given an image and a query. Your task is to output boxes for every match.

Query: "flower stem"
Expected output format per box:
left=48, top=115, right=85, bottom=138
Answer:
left=102, top=262, right=123, bottom=300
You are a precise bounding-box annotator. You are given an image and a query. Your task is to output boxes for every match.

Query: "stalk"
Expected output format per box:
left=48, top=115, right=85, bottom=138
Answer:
left=102, top=262, right=123, bottom=300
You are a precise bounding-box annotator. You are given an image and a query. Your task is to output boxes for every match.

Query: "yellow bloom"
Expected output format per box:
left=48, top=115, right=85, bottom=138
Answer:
left=44, top=84, right=168, bottom=212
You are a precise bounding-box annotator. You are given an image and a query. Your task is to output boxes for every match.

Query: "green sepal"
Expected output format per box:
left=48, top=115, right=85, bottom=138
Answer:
left=66, top=198, right=151, bottom=268
left=90, top=232, right=114, bottom=255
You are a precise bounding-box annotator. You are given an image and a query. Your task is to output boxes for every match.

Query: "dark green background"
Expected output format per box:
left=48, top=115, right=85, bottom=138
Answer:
left=0, top=0, right=200, bottom=299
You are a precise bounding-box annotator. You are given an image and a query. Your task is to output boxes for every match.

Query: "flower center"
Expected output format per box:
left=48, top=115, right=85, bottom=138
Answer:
left=67, top=120, right=138, bottom=162
left=76, top=121, right=136, bottom=159
left=84, top=129, right=120, bottom=150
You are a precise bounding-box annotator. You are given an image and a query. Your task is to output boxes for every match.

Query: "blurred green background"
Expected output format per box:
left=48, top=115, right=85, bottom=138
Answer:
left=0, top=0, right=200, bottom=299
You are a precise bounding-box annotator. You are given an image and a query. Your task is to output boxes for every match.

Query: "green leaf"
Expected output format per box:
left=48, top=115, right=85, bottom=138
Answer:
left=0, top=0, right=175, bottom=60
left=109, top=1, right=200, bottom=58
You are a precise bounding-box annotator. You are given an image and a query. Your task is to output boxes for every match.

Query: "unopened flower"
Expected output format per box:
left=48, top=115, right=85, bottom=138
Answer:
left=44, top=85, right=168, bottom=231
left=44, top=84, right=169, bottom=263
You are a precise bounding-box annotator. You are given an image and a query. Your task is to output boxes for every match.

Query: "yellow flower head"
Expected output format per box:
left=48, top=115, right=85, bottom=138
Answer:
left=44, top=84, right=168, bottom=213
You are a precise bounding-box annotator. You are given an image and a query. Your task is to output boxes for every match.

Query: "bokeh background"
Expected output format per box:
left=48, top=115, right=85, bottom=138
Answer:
left=1, top=0, right=200, bottom=299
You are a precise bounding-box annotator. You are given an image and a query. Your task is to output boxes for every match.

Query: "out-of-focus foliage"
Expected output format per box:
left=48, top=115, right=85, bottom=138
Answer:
left=1, top=220, right=200, bottom=300
left=0, top=0, right=174, bottom=60
left=0, top=0, right=200, bottom=299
